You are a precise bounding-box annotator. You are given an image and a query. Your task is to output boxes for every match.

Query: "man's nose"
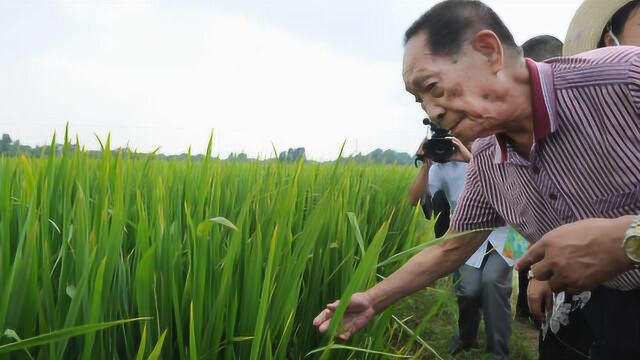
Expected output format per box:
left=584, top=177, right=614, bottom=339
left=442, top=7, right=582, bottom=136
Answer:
left=423, top=103, right=446, bottom=126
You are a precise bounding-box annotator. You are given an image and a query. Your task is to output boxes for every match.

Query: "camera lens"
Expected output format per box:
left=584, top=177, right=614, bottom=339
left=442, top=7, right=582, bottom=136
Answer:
left=423, top=138, right=455, bottom=163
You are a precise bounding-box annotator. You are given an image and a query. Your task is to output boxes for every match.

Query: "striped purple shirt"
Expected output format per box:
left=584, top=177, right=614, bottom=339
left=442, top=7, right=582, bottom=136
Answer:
left=451, top=46, right=640, bottom=290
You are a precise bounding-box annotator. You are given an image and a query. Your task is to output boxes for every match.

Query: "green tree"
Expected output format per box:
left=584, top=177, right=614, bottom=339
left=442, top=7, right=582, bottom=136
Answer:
left=0, top=133, right=12, bottom=154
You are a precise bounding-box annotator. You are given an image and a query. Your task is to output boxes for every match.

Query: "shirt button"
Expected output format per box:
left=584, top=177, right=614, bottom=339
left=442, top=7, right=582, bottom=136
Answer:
left=549, top=193, right=558, bottom=201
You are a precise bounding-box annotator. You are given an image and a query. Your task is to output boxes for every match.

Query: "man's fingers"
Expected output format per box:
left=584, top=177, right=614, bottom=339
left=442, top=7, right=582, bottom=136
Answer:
left=531, top=261, right=554, bottom=281
left=528, top=296, right=544, bottom=323
left=548, top=276, right=569, bottom=293
left=544, top=291, right=553, bottom=312
left=326, top=300, right=340, bottom=311
left=313, top=308, right=333, bottom=327
left=338, top=329, right=351, bottom=341
left=339, top=322, right=356, bottom=341
left=516, top=242, right=546, bottom=271
left=339, top=323, right=355, bottom=341
left=318, top=320, right=330, bottom=333
left=566, top=285, right=585, bottom=295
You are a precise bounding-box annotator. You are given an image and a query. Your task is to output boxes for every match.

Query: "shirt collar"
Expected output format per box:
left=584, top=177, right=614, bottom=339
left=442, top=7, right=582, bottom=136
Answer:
left=494, top=58, right=558, bottom=164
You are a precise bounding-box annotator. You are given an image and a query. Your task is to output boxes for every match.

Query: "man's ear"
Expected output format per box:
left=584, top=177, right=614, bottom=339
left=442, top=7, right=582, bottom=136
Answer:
left=471, top=30, right=504, bottom=73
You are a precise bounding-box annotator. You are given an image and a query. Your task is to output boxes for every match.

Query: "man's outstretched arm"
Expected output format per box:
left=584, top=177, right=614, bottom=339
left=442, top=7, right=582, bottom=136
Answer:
left=312, top=228, right=490, bottom=340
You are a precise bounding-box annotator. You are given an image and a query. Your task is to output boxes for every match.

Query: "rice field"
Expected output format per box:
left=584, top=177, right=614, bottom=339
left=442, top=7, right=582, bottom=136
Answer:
left=0, top=132, right=448, bottom=359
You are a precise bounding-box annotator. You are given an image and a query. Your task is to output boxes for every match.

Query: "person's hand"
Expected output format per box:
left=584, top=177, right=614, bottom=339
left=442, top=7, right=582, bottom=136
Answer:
left=312, top=292, right=376, bottom=340
left=447, top=137, right=472, bottom=163
left=415, top=136, right=429, bottom=158
left=527, top=279, right=552, bottom=323
left=415, top=136, right=431, bottom=168
left=516, top=216, right=635, bottom=293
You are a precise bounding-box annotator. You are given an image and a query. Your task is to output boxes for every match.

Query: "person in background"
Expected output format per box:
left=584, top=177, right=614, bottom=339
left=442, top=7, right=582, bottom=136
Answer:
left=564, top=0, right=640, bottom=56
left=408, top=138, right=450, bottom=237
left=520, top=35, right=562, bottom=62
left=409, top=129, right=513, bottom=359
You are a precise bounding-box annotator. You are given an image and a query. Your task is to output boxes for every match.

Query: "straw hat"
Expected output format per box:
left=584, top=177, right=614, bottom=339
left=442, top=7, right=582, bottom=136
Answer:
left=564, top=0, right=633, bottom=56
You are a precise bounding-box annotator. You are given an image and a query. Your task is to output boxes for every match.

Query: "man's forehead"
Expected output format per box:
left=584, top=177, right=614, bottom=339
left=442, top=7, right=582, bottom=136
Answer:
left=403, top=53, right=435, bottom=87
left=403, top=34, right=434, bottom=77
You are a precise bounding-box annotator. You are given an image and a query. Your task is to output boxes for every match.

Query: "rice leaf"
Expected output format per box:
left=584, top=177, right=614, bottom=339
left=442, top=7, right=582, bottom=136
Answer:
left=0, top=318, right=150, bottom=353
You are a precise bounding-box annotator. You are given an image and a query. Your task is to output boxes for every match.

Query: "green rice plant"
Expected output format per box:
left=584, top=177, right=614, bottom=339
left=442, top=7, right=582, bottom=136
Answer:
left=0, top=132, right=445, bottom=359
left=0, top=318, right=149, bottom=354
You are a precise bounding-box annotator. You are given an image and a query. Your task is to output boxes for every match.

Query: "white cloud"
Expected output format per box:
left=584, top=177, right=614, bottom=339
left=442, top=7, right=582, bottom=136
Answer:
left=15, top=7, right=421, bottom=160
left=55, top=0, right=153, bottom=25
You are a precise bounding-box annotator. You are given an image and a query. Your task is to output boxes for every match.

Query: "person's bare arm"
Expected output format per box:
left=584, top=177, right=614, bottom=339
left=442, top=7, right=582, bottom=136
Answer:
left=366, top=228, right=488, bottom=312
left=313, top=228, right=490, bottom=339
left=408, top=161, right=430, bottom=206
left=408, top=137, right=431, bottom=206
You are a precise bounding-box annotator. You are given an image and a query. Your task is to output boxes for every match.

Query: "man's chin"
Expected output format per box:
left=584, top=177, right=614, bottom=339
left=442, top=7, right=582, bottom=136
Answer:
left=456, top=125, right=496, bottom=142
left=452, top=129, right=476, bottom=144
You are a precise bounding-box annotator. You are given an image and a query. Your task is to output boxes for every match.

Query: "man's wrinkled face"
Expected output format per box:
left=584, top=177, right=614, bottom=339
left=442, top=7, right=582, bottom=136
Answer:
left=403, top=31, right=512, bottom=143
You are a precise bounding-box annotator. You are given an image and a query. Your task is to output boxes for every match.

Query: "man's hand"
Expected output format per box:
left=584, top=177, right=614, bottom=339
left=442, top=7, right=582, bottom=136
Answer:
left=516, top=216, right=635, bottom=293
left=527, top=279, right=552, bottom=323
left=447, top=137, right=472, bottom=163
left=312, top=292, right=376, bottom=340
left=312, top=230, right=490, bottom=340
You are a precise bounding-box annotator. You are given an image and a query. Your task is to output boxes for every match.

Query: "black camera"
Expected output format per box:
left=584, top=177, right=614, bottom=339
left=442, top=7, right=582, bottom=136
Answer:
left=415, top=118, right=456, bottom=165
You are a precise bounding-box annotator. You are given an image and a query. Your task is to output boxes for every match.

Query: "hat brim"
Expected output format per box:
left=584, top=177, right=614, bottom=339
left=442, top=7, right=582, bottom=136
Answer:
left=564, top=0, right=633, bottom=56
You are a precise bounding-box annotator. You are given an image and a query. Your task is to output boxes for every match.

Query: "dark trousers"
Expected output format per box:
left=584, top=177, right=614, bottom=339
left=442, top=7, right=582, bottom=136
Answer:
left=539, top=286, right=640, bottom=360
left=538, top=307, right=593, bottom=360
left=515, top=270, right=531, bottom=318
left=454, top=248, right=512, bottom=360
left=583, top=286, right=640, bottom=360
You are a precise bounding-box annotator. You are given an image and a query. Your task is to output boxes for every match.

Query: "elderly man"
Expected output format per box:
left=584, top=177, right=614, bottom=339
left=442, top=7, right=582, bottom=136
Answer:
left=313, top=0, right=640, bottom=358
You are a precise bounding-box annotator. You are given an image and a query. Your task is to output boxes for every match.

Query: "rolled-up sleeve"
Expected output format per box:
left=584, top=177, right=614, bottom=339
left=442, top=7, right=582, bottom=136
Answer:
left=450, top=155, right=505, bottom=232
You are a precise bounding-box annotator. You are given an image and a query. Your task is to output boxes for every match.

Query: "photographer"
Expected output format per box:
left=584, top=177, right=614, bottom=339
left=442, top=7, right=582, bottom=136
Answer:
left=408, top=125, right=513, bottom=359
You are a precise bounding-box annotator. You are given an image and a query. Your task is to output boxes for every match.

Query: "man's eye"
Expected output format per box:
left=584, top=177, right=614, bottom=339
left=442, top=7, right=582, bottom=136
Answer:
left=427, top=83, right=444, bottom=98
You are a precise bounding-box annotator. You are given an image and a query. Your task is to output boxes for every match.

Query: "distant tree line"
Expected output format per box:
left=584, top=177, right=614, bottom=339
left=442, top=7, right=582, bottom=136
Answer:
left=0, top=134, right=414, bottom=165
left=0, top=133, right=63, bottom=157
left=235, top=147, right=414, bottom=165
left=346, top=148, right=413, bottom=165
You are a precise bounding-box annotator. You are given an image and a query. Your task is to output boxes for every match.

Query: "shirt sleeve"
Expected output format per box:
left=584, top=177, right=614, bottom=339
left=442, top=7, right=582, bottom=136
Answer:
left=628, top=54, right=640, bottom=114
left=427, top=164, right=444, bottom=195
left=450, top=156, right=505, bottom=231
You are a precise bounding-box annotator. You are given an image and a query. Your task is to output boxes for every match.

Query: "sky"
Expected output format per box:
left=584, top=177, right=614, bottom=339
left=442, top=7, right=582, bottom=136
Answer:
left=0, top=0, right=583, bottom=160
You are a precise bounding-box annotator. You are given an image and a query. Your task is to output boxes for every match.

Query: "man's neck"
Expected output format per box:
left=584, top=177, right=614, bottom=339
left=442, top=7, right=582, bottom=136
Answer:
left=505, top=122, right=534, bottom=159
left=501, top=59, right=535, bottom=159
